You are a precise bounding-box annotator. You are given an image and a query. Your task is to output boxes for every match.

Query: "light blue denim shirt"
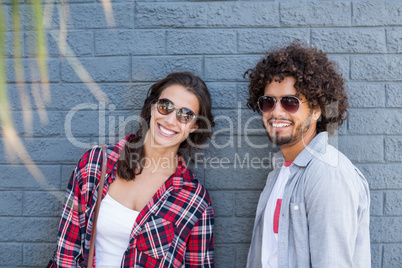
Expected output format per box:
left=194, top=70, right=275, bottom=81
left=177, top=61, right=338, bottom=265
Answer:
left=247, top=132, right=371, bottom=268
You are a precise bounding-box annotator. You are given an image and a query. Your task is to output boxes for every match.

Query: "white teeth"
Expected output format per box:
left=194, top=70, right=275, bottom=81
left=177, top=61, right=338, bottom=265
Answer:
left=159, top=125, right=175, bottom=135
left=273, top=123, right=290, bottom=128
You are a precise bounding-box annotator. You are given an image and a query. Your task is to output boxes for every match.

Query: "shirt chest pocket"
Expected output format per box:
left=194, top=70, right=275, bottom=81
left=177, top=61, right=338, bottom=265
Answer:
left=136, top=215, right=175, bottom=259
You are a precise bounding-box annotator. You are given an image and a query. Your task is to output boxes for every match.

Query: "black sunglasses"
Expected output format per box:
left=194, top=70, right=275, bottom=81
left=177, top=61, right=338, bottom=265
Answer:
left=257, top=95, right=307, bottom=114
left=156, top=98, right=196, bottom=124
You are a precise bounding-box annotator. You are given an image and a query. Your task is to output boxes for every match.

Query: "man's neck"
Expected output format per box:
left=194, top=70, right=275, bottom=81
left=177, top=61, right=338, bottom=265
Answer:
left=280, top=129, right=317, bottom=162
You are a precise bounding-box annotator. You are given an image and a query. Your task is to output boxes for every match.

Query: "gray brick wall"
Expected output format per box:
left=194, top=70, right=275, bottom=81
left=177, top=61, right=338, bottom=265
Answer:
left=1, top=0, right=401, bottom=267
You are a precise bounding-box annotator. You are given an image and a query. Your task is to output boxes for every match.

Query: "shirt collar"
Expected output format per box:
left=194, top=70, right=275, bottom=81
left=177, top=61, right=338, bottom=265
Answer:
left=106, top=134, right=196, bottom=191
left=163, top=152, right=197, bottom=192
left=272, top=131, right=329, bottom=168
left=105, top=134, right=132, bottom=174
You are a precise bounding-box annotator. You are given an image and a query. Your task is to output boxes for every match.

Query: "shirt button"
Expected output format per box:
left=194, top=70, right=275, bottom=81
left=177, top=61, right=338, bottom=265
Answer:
left=294, top=205, right=299, bottom=211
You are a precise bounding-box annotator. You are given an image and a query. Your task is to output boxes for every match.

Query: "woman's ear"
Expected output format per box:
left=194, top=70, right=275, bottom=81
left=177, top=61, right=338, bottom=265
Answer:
left=189, top=124, right=199, bottom=133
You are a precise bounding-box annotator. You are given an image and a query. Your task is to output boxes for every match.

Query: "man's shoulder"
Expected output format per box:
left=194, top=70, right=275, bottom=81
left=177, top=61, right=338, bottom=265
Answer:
left=307, top=143, right=355, bottom=171
left=304, top=143, right=367, bottom=188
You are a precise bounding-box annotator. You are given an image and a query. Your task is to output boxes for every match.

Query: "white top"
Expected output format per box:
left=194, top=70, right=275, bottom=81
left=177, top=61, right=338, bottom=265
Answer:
left=261, top=166, right=291, bottom=268
left=95, top=193, right=139, bottom=267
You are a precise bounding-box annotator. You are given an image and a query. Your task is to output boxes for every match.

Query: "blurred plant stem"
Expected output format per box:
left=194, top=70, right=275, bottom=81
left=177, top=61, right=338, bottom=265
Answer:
left=1, top=0, right=113, bottom=191
left=1, top=1, right=47, bottom=184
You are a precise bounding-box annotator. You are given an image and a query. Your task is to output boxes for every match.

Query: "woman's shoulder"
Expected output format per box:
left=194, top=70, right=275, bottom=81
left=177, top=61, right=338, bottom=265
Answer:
left=79, top=135, right=132, bottom=168
left=179, top=167, right=212, bottom=206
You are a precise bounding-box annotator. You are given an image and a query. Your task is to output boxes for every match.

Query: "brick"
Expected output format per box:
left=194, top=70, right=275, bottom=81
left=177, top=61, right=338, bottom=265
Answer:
left=237, top=136, right=278, bottom=165
left=238, top=29, right=309, bottom=54
left=204, top=55, right=261, bottom=81
left=23, top=3, right=59, bottom=30
left=357, top=164, right=402, bottom=190
left=167, top=30, right=236, bottom=54
left=237, top=82, right=250, bottom=109
left=235, top=191, right=261, bottom=218
left=62, top=109, right=136, bottom=138
left=281, top=2, right=350, bottom=27
left=312, top=28, right=386, bottom=53
left=236, top=244, right=250, bottom=268
left=5, top=83, right=40, bottom=112
left=205, top=164, right=269, bottom=191
left=209, top=191, right=234, bottom=217
left=186, top=161, right=205, bottom=186
left=135, top=3, right=207, bottom=28
left=348, top=109, right=402, bottom=134
left=370, top=217, right=402, bottom=243
left=337, top=121, right=348, bottom=135
left=214, top=217, right=254, bottom=243
left=0, top=138, right=91, bottom=164
left=26, top=30, right=94, bottom=57
left=328, top=55, right=349, bottom=81
left=105, top=112, right=142, bottom=145
left=3, top=4, right=12, bottom=31
left=61, top=56, right=130, bottom=82
left=38, top=83, right=101, bottom=111
left=215, top=244, right=236, bottom=267
left=387, top=28, right=402, bottom=53
left=23, top=243, right=56, bottom=267
left=10, top=111, right=64, bottom=137
left=0, top=243, right=23, bottom=265
left=95, top=30, right=165, bottom=56
left=353, top=2, right=402, bottom=26
left=24, top=191, right=64, bottom=216
left=31, top=83, right=150, bottom=111
left=352, top=55, right=402, bottom=81
left=370, top=191, right=383, bottom=216
left=386, top=84, right=402, bottom=107
left=61, top=164, right=76, bottom=190
left=240, top=109, right=267, bottom=137
left=338, top=136, right=383, bottom=163
left=6, top=58, right=60, bottom=83
left=211, top=109, right=239, bottom=136
left=58, top=30, right=94, bottom=56
left=102, top=83, right=150, bottom=110
left=0, top=217, right=59, bottom=242
left=371, top=244, right=382, bottom=268
left=0, top=0, right=15, bottom=4
left=197, top=135, right=237, bottom=165
left=132, top=56, right=203, bottom=82
left=0, top=192, right=23, bottom=216
left=6, top=31, right=24, bottom=58
left=385, top=191, right=402, bottom=216
left=385, top=137, right=402, bottom=162
left=383, top=244, right=402, bottom=268
left=26, top=0, right=93, bottom=2
left=57, top=0, right=93, bottom=2
left=0, top=165, right=61, bottom=190
left=348, top=83, right=385, bottom=108
left=206, top=82, right=237, bottom=109
left=207, top=2, right=279, bottom=27
left=68, top=3, right=134, bottom=29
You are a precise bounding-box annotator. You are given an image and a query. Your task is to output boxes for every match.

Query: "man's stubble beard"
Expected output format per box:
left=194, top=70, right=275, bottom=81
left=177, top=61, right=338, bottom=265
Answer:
left=267, top=113, right=313, bottom=146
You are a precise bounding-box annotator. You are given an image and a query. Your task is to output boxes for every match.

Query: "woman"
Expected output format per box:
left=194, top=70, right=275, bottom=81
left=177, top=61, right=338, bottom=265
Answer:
left=48, top=72, right=215, bottom=267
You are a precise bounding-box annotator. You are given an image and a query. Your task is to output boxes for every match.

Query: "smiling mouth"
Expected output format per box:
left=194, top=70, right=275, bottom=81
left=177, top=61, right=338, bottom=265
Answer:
left=272, top=123, right=291, bottom=128
left=158, top=123, right=177, bottom=136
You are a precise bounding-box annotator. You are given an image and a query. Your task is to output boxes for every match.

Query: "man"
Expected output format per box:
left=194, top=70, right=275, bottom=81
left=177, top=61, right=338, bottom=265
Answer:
left=244, top=43, right=371, bottom=268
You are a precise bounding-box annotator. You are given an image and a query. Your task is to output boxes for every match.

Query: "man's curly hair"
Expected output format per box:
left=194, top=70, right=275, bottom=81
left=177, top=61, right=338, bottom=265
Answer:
left=244, top=43, right=348, bottom=135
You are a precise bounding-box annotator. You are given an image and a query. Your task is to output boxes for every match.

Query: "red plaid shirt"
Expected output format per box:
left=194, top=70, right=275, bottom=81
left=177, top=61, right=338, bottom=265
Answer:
left=48, top=135, right=214, bottom=267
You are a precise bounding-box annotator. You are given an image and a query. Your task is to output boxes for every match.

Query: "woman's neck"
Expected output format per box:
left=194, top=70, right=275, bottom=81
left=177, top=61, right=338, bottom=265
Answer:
left=142, top=132, right=179, bottom=175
